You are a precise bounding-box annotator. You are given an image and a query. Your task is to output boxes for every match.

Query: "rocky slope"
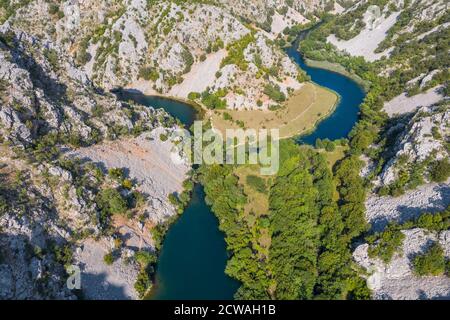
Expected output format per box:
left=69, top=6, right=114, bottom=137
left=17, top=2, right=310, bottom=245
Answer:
left=0, top=23, right=187, bottom=299
left=218, top=0, right=350, bottom=33
left=2, top=0, right=319, bottom=110
left=0, top=0, right=352, bottom=300
left=318, top=0, right=450, bottom=299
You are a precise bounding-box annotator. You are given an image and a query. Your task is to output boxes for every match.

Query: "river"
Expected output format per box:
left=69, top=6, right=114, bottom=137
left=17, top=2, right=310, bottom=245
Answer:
left=115, top=29, right=365, bottom=300
left=286, top=32, right=365, bottom=144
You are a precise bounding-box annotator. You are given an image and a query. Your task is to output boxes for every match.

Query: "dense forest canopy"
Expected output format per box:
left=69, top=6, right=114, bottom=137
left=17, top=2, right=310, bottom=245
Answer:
left=198, top=140, right=371, bottom=299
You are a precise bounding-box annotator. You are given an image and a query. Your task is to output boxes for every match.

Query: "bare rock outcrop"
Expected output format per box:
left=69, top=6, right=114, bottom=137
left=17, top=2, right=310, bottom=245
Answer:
left=354, top=228, right=450, bottom=300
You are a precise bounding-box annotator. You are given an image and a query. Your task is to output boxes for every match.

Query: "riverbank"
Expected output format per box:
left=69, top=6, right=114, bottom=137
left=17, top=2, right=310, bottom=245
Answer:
left=149, top=184, right=240, bottom=299
left=304, top=58, right=371, bottom=92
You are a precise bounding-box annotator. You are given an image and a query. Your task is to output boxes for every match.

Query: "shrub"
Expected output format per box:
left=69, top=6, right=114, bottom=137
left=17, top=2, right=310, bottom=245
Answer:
left=138, top=66, right=159, bottom=81
left=53, top=245, right=73, bottom=267
left=182, top=179, right=194, bottom=192
left=108, top=167, right=124, bottom=181
left=131, top=191, right=146, bottom=209
left=76, top=38, right=91, bottom=65
left=416, top=212, right=448, bottom=231
left=122, top=179, right=133, bottom=190
left=91, top=105, right=105, bottom=117
left=188, top=92, right=200, bottom=100
left=48, top=3, right=59, bottom=15
left=168, top=193, right=180, bottom=207
left=103, top=252, right=114, bottom=266
left=431, top=126, right=442, bottom=139
left=135, top=251, right=157, bottom=268
left=413, top=243, right=446, bottom=276
left=429, top=158, right=450, bottom=183
left=324, top=139, right=336, bottom=152
left=367, top=225, right=405, bottom=263
left=315, top=138, right=324, bottom=149
left=182, top=48, right=194, bottom=73
left=315, top=138, right=335, bottom=151
left=223, top=112, right=233, bottom=121
left=201, top=90, right=227, bottom=109
left=43, top=48, right=59, bottom=70
left=246, top=175, right=267, bottom=193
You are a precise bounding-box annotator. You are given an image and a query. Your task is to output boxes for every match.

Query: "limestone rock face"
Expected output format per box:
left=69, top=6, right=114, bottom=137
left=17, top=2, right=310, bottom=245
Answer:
left=354, top=228, right=450, bottom=300
left=379, top=106, right=449, bottom=186
left=0, top=24, right=161, bottom=148
left=0, top=202, right=77, bottom=299
left=365, top=183, right=450, bottom=232
left=0, top=21, right=186, bottom=299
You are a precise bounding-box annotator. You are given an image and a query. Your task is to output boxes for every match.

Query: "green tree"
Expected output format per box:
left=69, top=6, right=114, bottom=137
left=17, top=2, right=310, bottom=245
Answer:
left=413, top=243, right=446, bottom=276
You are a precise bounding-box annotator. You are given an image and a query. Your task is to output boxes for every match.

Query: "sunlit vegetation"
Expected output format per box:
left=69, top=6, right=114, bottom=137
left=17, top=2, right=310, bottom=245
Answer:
left=200, top=89, right=227, bottom=109
left=168, top=178, right=194, bottom=214
left=198, top=140, right=370, bottom=300
left=367, top=224, right=405, bottom=263
left=103, top=252, right=115, bottom=265
left=221, top=33, right=255, bottom=71
left=134, top=250, right=157, bottom=297
left=138, top=66, right=159, bottom=81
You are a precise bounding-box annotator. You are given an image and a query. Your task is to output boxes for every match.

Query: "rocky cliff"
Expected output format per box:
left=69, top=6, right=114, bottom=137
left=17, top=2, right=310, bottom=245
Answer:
left=0, top=23, right=188, bottom=299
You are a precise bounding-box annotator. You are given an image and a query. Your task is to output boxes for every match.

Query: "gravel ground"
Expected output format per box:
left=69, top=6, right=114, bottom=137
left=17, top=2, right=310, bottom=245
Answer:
left=383, top=86, right=445, bottom=116
left=169, top=50, right=227, bottom=98
left=327, top=12, right=401, bottom=62
left=366, top=181, right=450, bottom=232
